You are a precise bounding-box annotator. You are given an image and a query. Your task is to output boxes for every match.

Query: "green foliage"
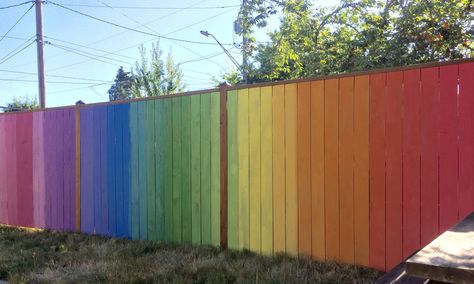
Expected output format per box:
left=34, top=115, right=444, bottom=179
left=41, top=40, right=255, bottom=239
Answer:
left=131, top=43, right=185, bottom=97
left=108, top=67, right=133, bottom=101
left=238, top=0, right=473, bottom=82
left=212, top=69, right=243, bottom=86
left=3, top=96, right=39, bottom=112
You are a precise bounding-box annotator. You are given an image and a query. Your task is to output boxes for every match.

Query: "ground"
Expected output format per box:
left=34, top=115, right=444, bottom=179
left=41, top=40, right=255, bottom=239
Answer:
left=0, top=225, right=380, bottom=283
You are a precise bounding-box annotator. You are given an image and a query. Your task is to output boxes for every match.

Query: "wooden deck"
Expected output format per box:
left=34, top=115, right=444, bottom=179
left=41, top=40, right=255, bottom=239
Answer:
left=405, top=212, right=474, bottom=284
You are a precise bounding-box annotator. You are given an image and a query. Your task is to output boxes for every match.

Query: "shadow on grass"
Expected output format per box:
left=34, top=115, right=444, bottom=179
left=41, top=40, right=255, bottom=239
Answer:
left=0, top=225, right=380, bottom=283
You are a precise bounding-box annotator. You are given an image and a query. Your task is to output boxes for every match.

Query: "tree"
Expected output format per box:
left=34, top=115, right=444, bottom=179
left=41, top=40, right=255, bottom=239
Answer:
left=108, top=67, right=133, bottom=101
left=131, top=43, right=185, bottom=97
left=212, top=69, right=242, bottom=86
left=2, top=96, right=39, bottom=112
left=235, top=0, right=473, bottom=82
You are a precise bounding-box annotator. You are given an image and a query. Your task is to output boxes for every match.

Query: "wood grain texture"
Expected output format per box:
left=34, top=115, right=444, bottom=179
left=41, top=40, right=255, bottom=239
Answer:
left=353, top=75, right=369, bottom=266
left=420, top=67, right=440, bottom=247
left=16, top=112, right=33, bottom=228
left=385, top=71, right=403, bottom=270
left=260, top=86, right=273, bottom=255
left=369, top=73, right=386, bottom=270
left=210, top=92, right=221, bottom=246
left=285, top=83, right=298, bottom=256
left=129, top=102, right=140, bottom=240
left=201, top=93, right=212, bottom=245
left=191, top=95, right=202, bottom=245
left=310, top=80, right=325, bottom=261
left=146, top=100, right=157, bottom=240
left=324, top=79, right=339, bottom=260
left=402, top=69, right=421, bottom=258
left=107, top=106, right=117, bottom=236
left=154, top=99, right=165, bottom=241
left=137, top=101, right=148, bottom=240
left=249, top=87, right=262, bottom=253
left=163, top=99, right=173, bottom=242
left=458, top=62, right=474, bottom=219
left=0, top=116, right=6, bottom=224
left=297, top=82, right=312, bottom=257
left=182, top=96, right=193, bottom=243
left=339, top=77, right=354, bottom=264
left=439, top=64, right=459, bottom=232
left=80, top=108, right=94, bottom=234
left=272, top=84, right=286, bottom=253
left=227, top=90, right=239, bottom=249
left=172, top=97, right=183, bottom=243
left=237, top=88, right=250, bottom=250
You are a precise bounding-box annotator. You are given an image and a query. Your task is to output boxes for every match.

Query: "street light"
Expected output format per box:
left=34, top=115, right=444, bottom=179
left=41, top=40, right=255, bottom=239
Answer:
left=200, top=30, right=241, bottom=70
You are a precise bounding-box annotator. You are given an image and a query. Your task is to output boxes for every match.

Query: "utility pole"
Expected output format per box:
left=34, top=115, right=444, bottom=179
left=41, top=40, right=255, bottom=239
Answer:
left=241, top=0, right=248, bottom=83
left=35, top=0, right=46, bottom=109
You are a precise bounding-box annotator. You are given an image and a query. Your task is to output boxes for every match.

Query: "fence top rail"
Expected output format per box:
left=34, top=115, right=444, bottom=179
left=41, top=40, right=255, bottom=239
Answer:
left=0, top=57, right=472, bottom=116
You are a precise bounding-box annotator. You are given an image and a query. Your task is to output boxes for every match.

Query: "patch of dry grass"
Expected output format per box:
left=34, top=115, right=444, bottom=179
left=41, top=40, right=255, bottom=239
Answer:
left=0, top=226, right=380, bottom=283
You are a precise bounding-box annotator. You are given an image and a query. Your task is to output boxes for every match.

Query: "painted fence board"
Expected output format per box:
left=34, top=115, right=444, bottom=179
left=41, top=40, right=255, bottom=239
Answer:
left=154, top=100, right=165, bottom=241
left=146, top=100, right=157, bottom=240
left=191, top=95, right=202, bottom=245
left=210, top=92, right=221, bottom=246
left=439, top=64, right=459, bottom=232
left=107, top=106, right=117, bottom=236
left=385, top=71, right=403, bottom=270
left=16, top=112, right=33, bottom=228
left=164, top=99, right=173, bottom=242
left=272, top=84, right=286, bottom=253
left=324, top=79, right=339, bottom=260
left=297, top=82, right=312, bottom=257
left=353, top=75, right=369, bottom=266
left=402, top=69, right=421, bottom=258
left=310, top=80, right=325, bottom=261
left=249, top=87, right=262, bottom=253
left=227, top=91, right=238, bottom=249
left=130, top=102, right=140, bottom=240
left=339, top=77, right=354, bottom=264
left=172, top=97, right=183, bottom=243
left=182, top=96, right=193, bottom=243
left=260, top=86, right=273, bottom=255
left=369, top=73, right=386, bottom=271
left=201, top=93, right=212, bottom=245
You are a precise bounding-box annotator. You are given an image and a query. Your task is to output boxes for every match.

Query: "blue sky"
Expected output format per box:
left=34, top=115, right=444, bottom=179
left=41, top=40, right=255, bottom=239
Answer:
left=0, top=0, right=336, bottom=108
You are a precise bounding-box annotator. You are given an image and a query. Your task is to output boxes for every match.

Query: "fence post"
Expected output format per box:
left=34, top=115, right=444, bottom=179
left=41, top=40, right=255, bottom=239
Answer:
left=220, top=83, right=230, bottom=250
left=75, top=104, right=81, bottom=232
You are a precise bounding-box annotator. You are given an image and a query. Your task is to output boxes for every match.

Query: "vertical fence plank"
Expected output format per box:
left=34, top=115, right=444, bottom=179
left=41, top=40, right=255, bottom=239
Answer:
left=201, top=93, right=212, bottom=245
left=129, top=103, right=139, bottom=239
left=273, top=85, right=286, bottom=253
left=439, top=65, right=459, bottom=232
left=33, top=112, right=46, bottom=228
left=191, top=95, right=202, bottom=245
left=107, top=106, right=117, bottom=236
left=75, top=108, right=81, bottom=231
left=285, top=83, right=298, bottom=256
left=339, top=77, right=354, bottom=264
left=385, top=71, right=403, bottom=270
left=122, top=104, right=132, bottom=238
left=402, top=69, right=421, bottom=258
left=182, top=96, right=193, bottom=243
left=227, top=91, right=239, bottom=249
left=138, top=101, right=148, bottom=240
left=80, top=108, right=94, bottom=234
left=210, top=92, right=221, bottom=246
left=164, top=99, right=173, bottom=242
left=420, top=67, right=440, bottom=246
left=459, top=62, right=474, bottom=219
left=92, top=108, right=102, bottom=234
left=310, top=80, right=325, bottom=260
left=260, top=86, right=273, bottom=255
left=325, top=79, right=339, bottom=260
left=146, top=100, right=157, bottom=240
left=154, top=100, right=165, bottom=241
left=297, top=82, right=312, bottom=257
left=354, top=75, right=369, bottom=266
left=100, top=107, right=109, bottom=235
left=238, top=88, right=250, bottom=250
left=16, top=113, right=34, bottom=227
left=172, top=97, right=183, bottom=243
left=369, top=73, right=386, bottom=270
left=249, top=87, right=262, bottom=253
left=64, top=109, right=76, bottom=231
left=0, top=116, right=6, bottom=224
left=115, top=105, right=126, bottom=238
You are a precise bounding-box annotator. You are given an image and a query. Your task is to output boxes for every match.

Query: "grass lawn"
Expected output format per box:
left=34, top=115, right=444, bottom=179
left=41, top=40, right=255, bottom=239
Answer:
left=0, top=226, right=380, bottom=283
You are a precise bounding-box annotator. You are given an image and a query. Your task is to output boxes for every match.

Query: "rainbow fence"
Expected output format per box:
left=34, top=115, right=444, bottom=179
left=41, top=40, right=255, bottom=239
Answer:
left=0, top=59, right=473, bottom=272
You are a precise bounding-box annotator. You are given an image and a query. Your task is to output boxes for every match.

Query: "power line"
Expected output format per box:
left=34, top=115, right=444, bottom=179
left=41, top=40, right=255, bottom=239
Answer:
left=0, top=69, right=112, bottom=82
left=0, top=78, right=112, bottom=84
left=0, top=3, right=35, bottom=45
left=46, top=41, right=132, bottom=66
left=47, top=82, right=110, bottom=94
left=0, top=1, right=34, bottom=10
left=46, top=1, right=234, bottom=46
left=55, top=3, right=240, bottom=10
left=0, top=39, right=36, bottom=65
left=0, top=35, right=35, bottom=63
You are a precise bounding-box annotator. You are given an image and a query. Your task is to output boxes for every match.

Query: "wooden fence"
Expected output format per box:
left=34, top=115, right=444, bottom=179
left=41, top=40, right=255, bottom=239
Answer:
left=0, top=59, right=473, bottom=272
